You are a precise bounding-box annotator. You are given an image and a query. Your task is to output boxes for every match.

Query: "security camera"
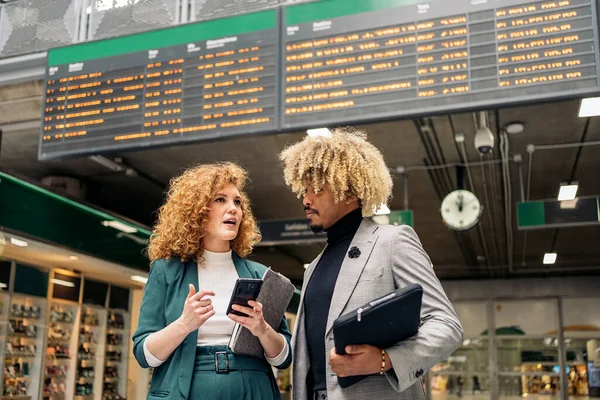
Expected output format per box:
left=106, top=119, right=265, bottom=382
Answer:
left=475, top=127, right=494, bottom=154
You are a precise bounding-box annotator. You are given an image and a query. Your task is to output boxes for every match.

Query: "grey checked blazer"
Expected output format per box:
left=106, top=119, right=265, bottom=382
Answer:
left=291, top=219, right=463, bottom=400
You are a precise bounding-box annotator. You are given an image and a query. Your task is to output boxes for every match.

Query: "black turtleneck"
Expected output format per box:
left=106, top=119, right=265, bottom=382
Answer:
left=303, top=208, right=363, bottom=392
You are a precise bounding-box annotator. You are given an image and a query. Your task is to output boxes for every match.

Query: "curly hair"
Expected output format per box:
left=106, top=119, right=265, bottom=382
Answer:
left=147, top=162, right=261, bottom=262
left=279, top=128, right=393, bottom=217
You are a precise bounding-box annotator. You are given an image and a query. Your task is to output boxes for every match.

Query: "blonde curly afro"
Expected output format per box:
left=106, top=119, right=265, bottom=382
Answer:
left=147, top=162, right=261, bottom=262
left=279, top=128, right=393, bottom=217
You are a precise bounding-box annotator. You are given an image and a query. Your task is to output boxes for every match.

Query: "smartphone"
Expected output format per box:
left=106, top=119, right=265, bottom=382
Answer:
left=226, top=278, right=263, bottom=317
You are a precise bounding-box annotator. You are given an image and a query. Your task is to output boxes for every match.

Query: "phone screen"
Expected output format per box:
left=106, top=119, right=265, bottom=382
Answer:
left=226, top=278, right=263, bottom=317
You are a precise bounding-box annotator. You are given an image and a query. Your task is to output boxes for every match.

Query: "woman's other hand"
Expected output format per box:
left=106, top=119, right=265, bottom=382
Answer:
left=178, top=284, right=215, bottom=334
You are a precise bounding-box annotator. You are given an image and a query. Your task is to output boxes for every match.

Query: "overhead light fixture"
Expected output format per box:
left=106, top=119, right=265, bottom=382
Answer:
left=307, top=128, right=332, bottom=138
left=88, top=155, right=124, bottom=172
left=557, top=183, right=578, bottom=201
left=543, top=253, right=557, bottom=265
left=10, top=237, right=28, bottom=247
left=69, top=255, right=79, bottom=261
left=504, top=122, right=524, bottom=134
left=131, top=275, right=148, bottom=284
left=375, top=204, right=390, bottom=215
left=50, top=278, right=75, bottom=288
left=0, top=283, right=7, bottom=289
left=578, top=97, right=600, bottom=117
left=101, top=220, right=138, bottom=234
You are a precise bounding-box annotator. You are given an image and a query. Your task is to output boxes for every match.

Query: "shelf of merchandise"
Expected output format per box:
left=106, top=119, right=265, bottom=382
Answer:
left=43, top=301, right=80, bottom=400
left=0, top=291, right=9, bottom=395
left=76, top=305, right=107, bottom=400
left=102, top=310, right=130, bottom=400
left=3, top=295, right=46, bottom=400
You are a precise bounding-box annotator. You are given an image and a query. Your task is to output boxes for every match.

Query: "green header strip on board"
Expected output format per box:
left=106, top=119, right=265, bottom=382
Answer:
left=48, top=10, right=276, bottom=66
left=285, top=0, right=426, bottom=26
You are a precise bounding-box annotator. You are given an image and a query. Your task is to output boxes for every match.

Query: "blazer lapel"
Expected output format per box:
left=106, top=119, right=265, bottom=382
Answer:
left=292, top=247, right=325, bottom=352
left=232, top=253, right=253, bottom=278
left=325, top=219, right=379, bottom=336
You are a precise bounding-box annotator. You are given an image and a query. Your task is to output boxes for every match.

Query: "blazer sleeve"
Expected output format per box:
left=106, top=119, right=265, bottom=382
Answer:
left=273, top=315, right=293, bottom=369
left=132, top=260, right=167, bottom=369
left=384, top=225, right=463, bottom=392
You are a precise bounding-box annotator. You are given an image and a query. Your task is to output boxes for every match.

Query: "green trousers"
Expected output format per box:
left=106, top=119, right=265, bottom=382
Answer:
left=189, top=345, right=281, bottom=400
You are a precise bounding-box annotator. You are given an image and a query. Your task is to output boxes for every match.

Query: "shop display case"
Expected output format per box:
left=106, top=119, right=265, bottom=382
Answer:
left=43, top=301, right=79, bottom=400
left=76, top=306, right=107, bottom=400
left=3, top=295, right=46, bottom=400
left=102, top=310, right=129, bottom=400
left=0, top=291, right=10, bottom=396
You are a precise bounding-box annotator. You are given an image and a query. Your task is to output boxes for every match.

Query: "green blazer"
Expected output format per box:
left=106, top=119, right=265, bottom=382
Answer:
left=132, top=253, right=292, bottom=400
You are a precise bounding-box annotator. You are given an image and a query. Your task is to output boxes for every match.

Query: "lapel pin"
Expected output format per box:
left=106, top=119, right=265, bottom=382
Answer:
left=348, top=246, right=361, bottom=259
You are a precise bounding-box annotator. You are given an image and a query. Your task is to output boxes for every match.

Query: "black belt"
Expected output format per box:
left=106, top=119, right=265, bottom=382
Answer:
left=194, top=346, right=269, bottom=375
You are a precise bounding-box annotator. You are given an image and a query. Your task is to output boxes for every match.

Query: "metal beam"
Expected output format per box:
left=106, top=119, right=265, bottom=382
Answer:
left=487, top=301, right=499, bottom=400
left=557, top=297, right=568, bottom=400
left=0, top=52, right=46, bottom=85
left=0, top=119, right=41, bottom=133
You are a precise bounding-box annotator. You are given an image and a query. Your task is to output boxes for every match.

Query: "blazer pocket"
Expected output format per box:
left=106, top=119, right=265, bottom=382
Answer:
left=149, top=390, right=170, bottom=398
left=359, top=265, right=385, bottom=281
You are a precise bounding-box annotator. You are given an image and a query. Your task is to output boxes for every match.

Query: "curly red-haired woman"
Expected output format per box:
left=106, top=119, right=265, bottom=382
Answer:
left=132, top=162, right=290, bottom=400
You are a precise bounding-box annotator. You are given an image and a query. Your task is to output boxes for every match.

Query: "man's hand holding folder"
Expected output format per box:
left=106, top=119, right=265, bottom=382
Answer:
left=330, top=283, right=424, bottom=388
left=329, top=343, right=393, bottom=377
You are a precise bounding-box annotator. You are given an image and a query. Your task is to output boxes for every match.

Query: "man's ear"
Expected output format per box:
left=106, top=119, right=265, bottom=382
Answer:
left=344, top=196, right=360, bottom=205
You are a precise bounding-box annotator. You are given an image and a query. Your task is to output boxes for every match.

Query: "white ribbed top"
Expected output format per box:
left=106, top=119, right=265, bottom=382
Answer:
left=196, top=249, right=238, bottom=346
left=142, top=250, right=290, bottom=367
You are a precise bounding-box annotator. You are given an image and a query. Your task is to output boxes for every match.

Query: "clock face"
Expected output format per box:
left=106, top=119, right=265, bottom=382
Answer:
left=440, top=190, right=482, bottom=231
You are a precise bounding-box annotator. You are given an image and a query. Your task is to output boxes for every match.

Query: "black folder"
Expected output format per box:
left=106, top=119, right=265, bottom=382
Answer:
left=332, top=283, right=423, bottom=388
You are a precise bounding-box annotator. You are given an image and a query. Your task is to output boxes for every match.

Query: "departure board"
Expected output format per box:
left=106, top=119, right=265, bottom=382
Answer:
left=39, top=11, right=278, bottom=160
left=282, top=0, right=600, bottom=128
left=40, top=0, right=600, bottom=160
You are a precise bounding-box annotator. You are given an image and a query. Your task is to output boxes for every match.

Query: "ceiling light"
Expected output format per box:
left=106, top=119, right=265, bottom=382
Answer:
left=0, top=283, right=7, bottom=289
left=557, top=183, right=578, bottom=201
left=131, top=275, right=148, bottom=284
left=10, top=238, right=28, bottom=247
left=69, top=255, right=79, bottom=261
left=101, top=220, right=138, bottom=234
left=543, top=253, right=557, bottom=265
left=307, top=128, right=332, bottom=138
left=504, top=122, right=524, bottom=134
left=50, top=278, right=75, bottom=288
left=578, top=97, right=600, bottom=117
left=375, top=204, right=390, bottom=215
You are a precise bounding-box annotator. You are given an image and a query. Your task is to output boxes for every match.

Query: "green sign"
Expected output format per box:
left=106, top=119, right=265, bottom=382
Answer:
left=372, top=210, right=414, bottom=227
left=47, top=10, right=276, bottom=66
left=517, top=197, right=600, bottom=229
left=389, top=210, right=414, bottom=227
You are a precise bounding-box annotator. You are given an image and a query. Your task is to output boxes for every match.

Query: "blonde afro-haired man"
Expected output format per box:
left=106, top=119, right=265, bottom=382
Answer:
left=280, top=128, right=463, bottom=400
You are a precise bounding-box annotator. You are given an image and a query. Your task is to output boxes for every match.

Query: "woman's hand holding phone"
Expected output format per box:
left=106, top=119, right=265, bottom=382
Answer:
left=178, top=284, right=215, bottom=334
left=228, top=300, right=270, bottom=338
